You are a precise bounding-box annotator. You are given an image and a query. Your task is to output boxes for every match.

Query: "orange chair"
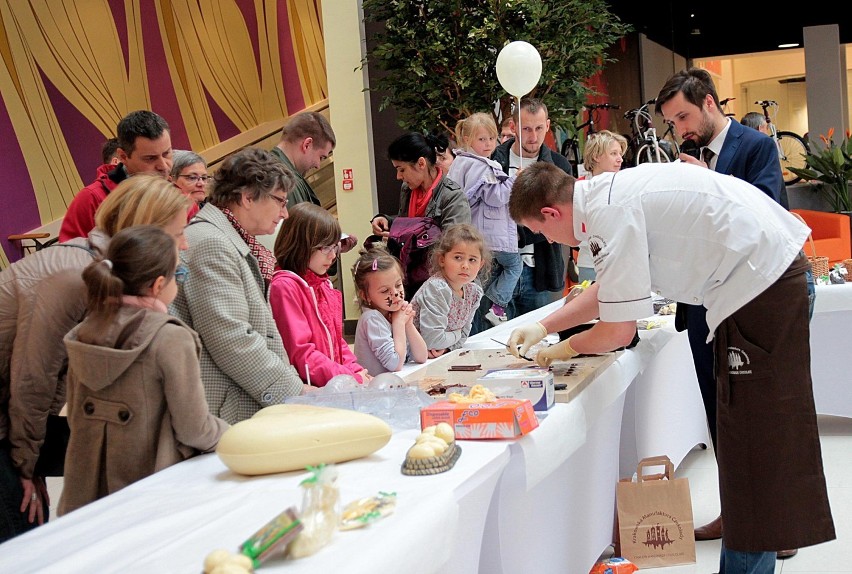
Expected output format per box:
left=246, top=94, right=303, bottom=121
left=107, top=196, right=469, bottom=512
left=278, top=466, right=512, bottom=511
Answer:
left=791, top=209, right=852, bottom=265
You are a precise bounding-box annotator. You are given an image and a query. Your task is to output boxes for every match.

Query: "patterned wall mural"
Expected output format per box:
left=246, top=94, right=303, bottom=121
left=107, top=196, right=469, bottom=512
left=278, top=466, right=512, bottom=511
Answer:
left=0, top=0, right=326, bottom=268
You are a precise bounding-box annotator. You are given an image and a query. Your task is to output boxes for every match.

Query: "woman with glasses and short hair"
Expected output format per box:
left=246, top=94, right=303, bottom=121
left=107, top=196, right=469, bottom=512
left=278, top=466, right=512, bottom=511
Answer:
left=170, top=147, right=305, bottom=424
left=169, top=150, right=211, bottom=220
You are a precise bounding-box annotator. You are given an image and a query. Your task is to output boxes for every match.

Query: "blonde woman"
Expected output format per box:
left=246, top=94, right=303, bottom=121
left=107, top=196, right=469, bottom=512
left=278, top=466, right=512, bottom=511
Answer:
left=0, top=175, right=189, bottom=542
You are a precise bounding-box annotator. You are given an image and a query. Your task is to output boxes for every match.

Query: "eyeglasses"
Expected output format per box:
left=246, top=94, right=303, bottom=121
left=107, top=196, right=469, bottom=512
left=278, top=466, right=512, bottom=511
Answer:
left=269, top=194, right=288, bottom=208
left=174, top=264, right=189, bottom=285
left=178, top=174, right=212, bottom=184
left=316, top=244, right=340, bottom=256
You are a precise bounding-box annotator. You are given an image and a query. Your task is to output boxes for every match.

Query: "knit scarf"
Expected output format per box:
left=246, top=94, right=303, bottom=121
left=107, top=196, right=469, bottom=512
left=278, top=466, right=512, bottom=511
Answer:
left=408, top=167, right=443, bottom=218
left=222, top=207, right=276, bottom=283
left=121, top=295, right=168, bottom=314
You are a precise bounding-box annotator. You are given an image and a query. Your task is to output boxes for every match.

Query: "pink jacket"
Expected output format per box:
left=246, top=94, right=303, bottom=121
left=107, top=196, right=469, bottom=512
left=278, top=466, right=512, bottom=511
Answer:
left=269, top=270, right=364, bottom=386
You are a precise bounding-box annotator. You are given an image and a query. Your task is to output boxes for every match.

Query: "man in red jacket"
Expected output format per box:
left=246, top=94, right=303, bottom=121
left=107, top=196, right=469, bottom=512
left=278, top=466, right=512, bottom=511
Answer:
left=59, top=111, right=172, bottom=242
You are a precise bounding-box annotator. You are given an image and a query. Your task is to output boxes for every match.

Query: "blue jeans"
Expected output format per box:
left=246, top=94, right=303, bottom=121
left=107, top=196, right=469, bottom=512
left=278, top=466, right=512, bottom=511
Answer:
left=505, top=264, right=563, bottom=320
left=484, top=251, right=522, bottom=308
left=806, top=267, right=815, bottom=320
left=720, top=542, right=775, bottom=574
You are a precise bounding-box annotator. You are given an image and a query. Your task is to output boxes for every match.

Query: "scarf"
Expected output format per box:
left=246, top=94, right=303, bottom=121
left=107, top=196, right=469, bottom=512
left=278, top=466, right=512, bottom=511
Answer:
left=121, top=295, right=168, bottom=314
left=222, top=207, right=276, bottom=283
left=407, top=167, right=442, bottom=218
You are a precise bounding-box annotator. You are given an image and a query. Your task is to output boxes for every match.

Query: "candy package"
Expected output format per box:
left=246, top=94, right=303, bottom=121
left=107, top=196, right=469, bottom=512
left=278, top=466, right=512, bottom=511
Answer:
left=286, top=465, right=340, bottom=559
left=339, top=492, right=397, bottom=530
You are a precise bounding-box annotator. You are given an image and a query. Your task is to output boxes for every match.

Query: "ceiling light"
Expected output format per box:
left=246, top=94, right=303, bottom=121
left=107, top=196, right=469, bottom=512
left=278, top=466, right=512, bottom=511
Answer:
left=778, top=43, right=800, bottom=48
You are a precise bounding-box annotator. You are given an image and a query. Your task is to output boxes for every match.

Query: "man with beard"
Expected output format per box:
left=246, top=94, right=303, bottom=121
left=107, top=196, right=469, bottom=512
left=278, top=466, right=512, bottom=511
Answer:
left=655, top=68, right=798, bottom=558
left=490, top=98, right=571, bottom=321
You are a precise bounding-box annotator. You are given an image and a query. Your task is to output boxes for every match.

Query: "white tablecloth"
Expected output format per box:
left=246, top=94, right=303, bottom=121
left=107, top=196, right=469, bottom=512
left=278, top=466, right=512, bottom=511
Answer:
left=15, top=286, right=847, bottom=573
left=810, top=283, right=852, bottom=417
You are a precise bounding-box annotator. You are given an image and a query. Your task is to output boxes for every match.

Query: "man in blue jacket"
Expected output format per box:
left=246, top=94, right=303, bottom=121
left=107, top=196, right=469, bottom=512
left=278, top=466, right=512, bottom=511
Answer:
left=656, top=67, right=801, bottom=558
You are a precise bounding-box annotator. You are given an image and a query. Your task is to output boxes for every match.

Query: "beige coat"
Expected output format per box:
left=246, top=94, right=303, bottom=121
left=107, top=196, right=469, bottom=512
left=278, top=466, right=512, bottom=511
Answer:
left=59, top=305, right=227, bottom=516
left=0, top=231, right=107, bottom=479
left=170, top=203, right=303, bottom=424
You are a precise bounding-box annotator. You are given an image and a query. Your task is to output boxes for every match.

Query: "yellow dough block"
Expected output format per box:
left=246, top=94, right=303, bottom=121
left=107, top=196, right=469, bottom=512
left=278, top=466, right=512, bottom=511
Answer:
left=217, top=404, right=392, bottom=475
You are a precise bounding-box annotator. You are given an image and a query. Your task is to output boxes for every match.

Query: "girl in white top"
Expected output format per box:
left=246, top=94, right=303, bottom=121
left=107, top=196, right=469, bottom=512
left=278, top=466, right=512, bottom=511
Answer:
left=352, top=247, right=428, bottom=374
left=412, top=224, right=491, bottom=358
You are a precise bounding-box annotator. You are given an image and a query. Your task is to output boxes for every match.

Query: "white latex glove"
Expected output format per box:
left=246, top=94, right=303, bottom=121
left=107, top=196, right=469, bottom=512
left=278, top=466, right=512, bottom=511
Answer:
left=507, top=322, right=547, bottom=358
left=535, top=337, right=579, bottom=368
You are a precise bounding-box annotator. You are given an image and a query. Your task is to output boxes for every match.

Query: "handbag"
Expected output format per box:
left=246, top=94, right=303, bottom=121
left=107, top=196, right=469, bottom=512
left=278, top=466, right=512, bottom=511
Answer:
left=33, top=414, right=70, bottom=477
left=615, top=455, right=695, bottom=568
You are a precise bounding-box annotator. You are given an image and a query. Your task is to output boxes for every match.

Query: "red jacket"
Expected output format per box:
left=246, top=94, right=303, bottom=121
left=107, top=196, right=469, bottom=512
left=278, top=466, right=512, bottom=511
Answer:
left=59, top=164, right=126, bottom=242
left=268, top=270, right=364, bottom=386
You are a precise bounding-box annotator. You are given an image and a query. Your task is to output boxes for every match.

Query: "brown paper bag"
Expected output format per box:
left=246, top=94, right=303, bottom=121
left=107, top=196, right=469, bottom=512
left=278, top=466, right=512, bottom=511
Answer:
left=615, top=455, right=696, bottom=568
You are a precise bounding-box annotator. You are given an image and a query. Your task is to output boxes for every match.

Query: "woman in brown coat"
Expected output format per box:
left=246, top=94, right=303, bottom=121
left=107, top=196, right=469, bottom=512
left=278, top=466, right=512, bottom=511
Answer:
left=0, top=176, right=189, bottom=541
left=59, top=226, right=227, bottom=515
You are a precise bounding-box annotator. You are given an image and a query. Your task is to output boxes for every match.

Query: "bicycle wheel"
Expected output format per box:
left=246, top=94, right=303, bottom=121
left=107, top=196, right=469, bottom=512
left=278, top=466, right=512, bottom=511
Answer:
left=776, top=131, right=809, bottom=185
left=561, top=139, right=581, bottom=177
left=634, top=142, right=674, bottom=165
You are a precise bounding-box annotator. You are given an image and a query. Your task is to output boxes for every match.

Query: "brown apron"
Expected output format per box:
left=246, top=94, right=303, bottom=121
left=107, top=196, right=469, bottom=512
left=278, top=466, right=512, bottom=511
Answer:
left=714, top=253, right=835, bottom=551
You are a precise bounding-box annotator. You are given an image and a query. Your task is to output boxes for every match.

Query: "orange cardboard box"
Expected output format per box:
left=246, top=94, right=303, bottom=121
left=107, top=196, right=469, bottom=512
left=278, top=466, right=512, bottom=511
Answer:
left=420, top=399, right=539, bottom=439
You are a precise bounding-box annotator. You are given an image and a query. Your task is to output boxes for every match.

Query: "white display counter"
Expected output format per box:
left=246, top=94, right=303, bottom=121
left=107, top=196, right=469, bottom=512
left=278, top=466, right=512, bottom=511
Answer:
left=4, top=283, right=848, bottom=573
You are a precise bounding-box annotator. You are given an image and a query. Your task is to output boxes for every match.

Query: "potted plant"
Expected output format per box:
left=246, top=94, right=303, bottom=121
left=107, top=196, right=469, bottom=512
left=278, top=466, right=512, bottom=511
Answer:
left=788, top=128, right=852, bottom=213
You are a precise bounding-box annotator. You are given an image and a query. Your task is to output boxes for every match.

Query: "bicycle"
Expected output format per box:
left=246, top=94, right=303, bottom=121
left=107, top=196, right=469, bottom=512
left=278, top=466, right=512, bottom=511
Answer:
left=755, top=100, right=810, bottom=185
left=623, top=99, right=679, bottom=166
left=560, top=102, right=620, bottom=177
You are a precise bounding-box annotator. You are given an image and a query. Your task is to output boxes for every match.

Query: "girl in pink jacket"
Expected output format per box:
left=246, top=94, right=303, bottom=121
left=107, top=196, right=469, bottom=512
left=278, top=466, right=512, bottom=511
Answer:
left=270, top=203, right=370, bottom=386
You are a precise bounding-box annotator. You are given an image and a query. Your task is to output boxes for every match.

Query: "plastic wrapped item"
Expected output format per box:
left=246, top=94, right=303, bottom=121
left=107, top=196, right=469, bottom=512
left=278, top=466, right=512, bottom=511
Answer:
left=589, top=556, right=638, bottom=574
left=325, top=374, right=360, bottom=392
left=285, top=386, right=432, bottom=430
left=339, top=492, right=397, bottom=530
left=238, top=507, right=302, bottom=568
left=367, top=372, right=406, bottom=390
left=287, top=465, right=340, bottom=559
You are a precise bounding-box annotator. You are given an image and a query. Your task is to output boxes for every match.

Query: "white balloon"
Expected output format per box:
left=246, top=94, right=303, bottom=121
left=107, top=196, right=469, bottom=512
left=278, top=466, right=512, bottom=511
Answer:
left=496, top=41, right=543, bottom=97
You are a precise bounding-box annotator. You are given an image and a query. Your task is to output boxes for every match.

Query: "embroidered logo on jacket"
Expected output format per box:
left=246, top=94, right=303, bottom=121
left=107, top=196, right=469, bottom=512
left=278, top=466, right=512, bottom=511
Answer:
left=727, top=347, right=752, bottom=375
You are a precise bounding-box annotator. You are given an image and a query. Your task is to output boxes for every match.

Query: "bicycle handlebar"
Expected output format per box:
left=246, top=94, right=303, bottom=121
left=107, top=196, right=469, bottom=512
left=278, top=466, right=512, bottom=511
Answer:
left=720, top=97, right=736, bottom=106
left=755, top=100, right=778, bottom=107
left=586, top=103, right=620, bottom=110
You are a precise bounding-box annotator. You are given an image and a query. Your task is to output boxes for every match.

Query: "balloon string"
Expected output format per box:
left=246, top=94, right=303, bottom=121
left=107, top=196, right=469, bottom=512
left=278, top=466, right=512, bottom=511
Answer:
left=517, top=96, right=522, bottom=171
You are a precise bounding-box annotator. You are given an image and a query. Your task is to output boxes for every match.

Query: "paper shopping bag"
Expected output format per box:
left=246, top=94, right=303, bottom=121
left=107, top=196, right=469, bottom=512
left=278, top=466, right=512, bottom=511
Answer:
left=616, top=455, right=696, bottom=568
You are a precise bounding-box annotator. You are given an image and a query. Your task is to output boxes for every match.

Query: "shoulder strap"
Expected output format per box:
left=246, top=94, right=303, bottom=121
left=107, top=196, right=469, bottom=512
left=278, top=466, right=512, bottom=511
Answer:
left=53, top=243, right=98, bottom=257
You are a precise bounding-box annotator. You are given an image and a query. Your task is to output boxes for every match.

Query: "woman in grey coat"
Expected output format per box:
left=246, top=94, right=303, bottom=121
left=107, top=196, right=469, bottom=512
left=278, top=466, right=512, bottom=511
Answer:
left=170, top=148, right=304, bottom=424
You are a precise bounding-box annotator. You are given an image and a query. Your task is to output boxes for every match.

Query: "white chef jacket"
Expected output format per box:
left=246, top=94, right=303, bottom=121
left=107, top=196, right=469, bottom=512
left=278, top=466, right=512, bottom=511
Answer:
left=573, top=162, right=809, bottom=341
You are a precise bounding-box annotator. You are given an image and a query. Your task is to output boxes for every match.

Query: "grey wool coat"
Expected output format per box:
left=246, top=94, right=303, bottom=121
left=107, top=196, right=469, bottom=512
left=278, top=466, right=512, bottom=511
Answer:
left=170, top=203, right=304, bottom=424
left=60, top=307, right=227, bottom=516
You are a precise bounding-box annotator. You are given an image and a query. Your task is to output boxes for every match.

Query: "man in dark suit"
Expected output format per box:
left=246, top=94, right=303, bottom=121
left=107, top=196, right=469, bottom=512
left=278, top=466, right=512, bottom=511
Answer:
left=656, top=68, right=801, bottom=558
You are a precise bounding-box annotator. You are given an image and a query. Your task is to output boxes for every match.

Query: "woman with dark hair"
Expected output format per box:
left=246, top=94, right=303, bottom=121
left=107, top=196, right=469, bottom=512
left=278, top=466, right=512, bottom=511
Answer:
left=370, top=132, right=471, bottom=296
left=170, top=147, right=305, bottom=424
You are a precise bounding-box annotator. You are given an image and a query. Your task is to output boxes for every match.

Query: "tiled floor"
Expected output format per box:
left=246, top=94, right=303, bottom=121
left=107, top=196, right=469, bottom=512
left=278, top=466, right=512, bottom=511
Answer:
left=600, top=414, right=852, bottom=573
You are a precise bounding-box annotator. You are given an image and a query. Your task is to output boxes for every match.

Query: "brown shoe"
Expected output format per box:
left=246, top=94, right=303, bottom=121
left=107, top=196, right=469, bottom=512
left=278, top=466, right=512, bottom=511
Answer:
left=694, top=515, right=723, bottom=541
left=776, top=549, right=798, bottom=559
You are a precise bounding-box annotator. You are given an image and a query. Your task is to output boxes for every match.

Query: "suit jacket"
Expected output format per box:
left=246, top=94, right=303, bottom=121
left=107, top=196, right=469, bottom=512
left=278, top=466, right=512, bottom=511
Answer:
left=716, top=119, right=787, bottom=208
left=169, top=203, right=304, bottom=424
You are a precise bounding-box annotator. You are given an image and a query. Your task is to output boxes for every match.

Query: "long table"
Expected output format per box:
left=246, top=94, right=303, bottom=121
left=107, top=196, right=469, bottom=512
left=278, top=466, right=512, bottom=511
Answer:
left=0, top=300, right=752, bottom=574
left=810, top=283, right=852, bottom=417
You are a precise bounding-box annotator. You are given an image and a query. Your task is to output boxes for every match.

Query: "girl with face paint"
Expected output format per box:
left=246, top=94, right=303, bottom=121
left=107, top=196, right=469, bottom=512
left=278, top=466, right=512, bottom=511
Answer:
left=351, top=247, right=428, bottom=374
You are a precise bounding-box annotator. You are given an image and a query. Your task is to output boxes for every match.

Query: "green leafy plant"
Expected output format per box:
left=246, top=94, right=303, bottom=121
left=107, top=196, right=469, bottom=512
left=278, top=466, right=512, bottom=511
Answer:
left=361, top=0, right=631, bottom=135
left=788, top=128, right=852, bottom=212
